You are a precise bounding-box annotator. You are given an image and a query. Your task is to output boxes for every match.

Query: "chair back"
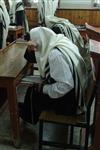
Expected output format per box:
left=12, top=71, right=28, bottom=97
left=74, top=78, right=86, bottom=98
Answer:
left=85, top=57, right=96, bottom=107
left=85, top=22, right=100, bottom=42
left=84, top=63, right=97, bottom=126
left=85, top=75, right=96, bottom=110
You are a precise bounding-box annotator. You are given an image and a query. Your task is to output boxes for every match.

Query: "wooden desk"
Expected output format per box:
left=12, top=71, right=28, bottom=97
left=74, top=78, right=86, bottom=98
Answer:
left=90, top=39, right=100, bottom=77
left=0, top=42, right=27, bottom=147
left=85, top=23, right=100, bottom=42
left=89, top=39, right=100, bottom=150
left=8, top=26, right=24, bottom=42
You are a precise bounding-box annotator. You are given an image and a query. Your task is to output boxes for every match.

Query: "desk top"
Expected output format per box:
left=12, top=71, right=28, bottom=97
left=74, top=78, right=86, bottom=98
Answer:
left=0, top=42, right=27, bottom=78
left=95, top=27, right=100, bottom=33
left=90, top=39, right=100, bottom=54
left=85, top=23, right=100, bottom=33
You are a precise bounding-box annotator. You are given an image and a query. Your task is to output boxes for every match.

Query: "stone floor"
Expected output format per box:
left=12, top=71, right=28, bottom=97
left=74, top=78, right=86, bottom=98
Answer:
left=0, top=108, right=77, bottom=150
left=0, top=104, right=78, bottom=150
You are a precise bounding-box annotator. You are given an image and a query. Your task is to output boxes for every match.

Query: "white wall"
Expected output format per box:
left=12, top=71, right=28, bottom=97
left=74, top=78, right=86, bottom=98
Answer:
left=30, top=0, right=100, bottom=9
left=59, top=0, right=91, bottom=9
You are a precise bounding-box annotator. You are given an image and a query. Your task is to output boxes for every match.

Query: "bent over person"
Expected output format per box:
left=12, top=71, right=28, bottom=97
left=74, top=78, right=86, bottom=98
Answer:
left=45, top=16, right=92, bottom=75
left=19, top=27, right=91, bottom=124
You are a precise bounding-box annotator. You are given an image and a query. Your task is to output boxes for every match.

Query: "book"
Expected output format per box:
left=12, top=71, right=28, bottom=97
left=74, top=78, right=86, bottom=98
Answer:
left=21, top=75, right=43, bottom=84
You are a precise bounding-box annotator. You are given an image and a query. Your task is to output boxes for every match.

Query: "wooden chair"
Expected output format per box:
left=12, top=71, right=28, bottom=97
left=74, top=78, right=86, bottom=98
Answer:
left=85, top=23, right=100, bottom=42
left=39, top=70, right=97, bottom=150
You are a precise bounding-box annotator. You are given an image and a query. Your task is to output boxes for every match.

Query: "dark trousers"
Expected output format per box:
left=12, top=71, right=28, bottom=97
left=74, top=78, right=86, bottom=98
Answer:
left=21, top=86, right=77, bottom=124
left=0, top=88, right=7, bottom=107
left=0, top=23, right=3, bottom=49
left=16, top=11, right=24, bottom=26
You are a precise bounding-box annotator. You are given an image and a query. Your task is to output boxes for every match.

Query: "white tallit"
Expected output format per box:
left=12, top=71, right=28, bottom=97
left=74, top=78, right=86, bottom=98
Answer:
left=45, top=15, right=92, bottom=76
left=9, top=0, right=24, bottom=24
left=36, top=0, right=59, bottom=25
left=30, top=27, right=89, bottom=111
left=0, top=0, right=10, bottom=48
left=45, top=15, right=84, bottom=49
left=30, top=27, right=87, bottom=88
left=9, top=0, right=29, bottom=33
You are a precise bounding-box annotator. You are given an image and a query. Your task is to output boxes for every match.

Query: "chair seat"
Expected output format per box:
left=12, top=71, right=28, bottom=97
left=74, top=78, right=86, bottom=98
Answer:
left=39, top=111, right=86, bottom=126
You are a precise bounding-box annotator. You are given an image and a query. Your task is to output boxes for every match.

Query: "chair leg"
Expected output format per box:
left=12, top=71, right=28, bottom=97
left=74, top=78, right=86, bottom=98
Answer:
left=69, top=126, right=74, bottom=145
left=89, top=124, right=95, bottom=145
left=79, top=128, right=83, bottom=146
left=39, top=120, right=43, bottom=150
left=84, top=127, right=90, bottom=150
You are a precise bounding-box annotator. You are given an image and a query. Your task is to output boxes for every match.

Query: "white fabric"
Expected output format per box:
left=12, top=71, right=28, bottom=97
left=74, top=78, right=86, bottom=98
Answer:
left=45, top=15, right=84, bottom=48
left=45, top=16, right=92, bottom=78
left=36, top=0, right=58, bottom=24
left=45, top=15, right=70, bottom=28
left=43, top=48, right=74, bottom=98
left=30, top=27, right=86, bottom=83
left=30, top=27, right=87, bottom=95
left=9, top=0, right=29, bottom=33
left=8, top=0, right=12, bottom=9
left=0, top=0, right=10, bottom=48
left=9, top=0, right=23, bottom=23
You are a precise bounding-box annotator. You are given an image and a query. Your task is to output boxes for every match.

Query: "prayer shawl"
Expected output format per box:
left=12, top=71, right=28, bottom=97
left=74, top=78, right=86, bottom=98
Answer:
left=9, top=0, right=29, bottom=33
left=36, top=0, right=59, bottom=25
left=4, top=0, right=10, bottom=13
left=45, top=16, right=92, bottom=75
left=0, top=0, right=10, bottom=48
left=30, top=27, right=88, bottom=113
left=8, top=0, right=12, bottom=10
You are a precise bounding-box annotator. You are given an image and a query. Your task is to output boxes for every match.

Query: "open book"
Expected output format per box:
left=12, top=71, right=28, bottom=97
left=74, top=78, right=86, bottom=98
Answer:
left=89, top=39, right=100, bottom=54
left=21, top=75, right=43, bottom=84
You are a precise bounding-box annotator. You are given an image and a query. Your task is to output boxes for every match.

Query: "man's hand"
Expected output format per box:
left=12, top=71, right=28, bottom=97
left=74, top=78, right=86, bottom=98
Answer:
left=27, top=41, right=38, bottom=52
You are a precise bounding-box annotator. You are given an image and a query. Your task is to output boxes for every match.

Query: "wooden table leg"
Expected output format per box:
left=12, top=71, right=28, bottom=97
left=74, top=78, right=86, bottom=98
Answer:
left=7, top=80, right=21, bottom=147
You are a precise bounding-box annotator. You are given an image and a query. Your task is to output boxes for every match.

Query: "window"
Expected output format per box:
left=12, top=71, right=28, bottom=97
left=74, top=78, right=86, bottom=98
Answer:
left=23, top=0, right=100, bottom=9
left=59, top=0, right=91, bottom=9
left=59, top=0, right=100, bottom=9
